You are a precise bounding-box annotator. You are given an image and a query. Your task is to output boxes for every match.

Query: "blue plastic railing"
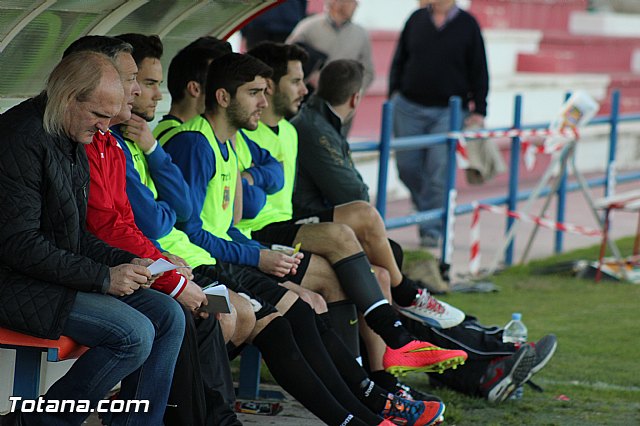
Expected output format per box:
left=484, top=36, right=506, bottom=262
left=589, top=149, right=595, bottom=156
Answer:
left=350, top=90, right=640, bottom=268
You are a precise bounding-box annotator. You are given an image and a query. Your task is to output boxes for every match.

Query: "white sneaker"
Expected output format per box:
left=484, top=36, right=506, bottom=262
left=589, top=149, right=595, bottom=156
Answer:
left=395, top=289, right=465, bottom=329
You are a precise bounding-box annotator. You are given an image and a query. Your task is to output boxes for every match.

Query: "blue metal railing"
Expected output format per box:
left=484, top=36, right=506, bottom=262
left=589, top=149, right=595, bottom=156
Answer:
left=351, top=90, right=640, bottom=268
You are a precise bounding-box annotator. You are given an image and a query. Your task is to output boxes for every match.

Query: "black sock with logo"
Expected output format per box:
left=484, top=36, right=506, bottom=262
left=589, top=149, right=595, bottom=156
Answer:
left=364, top=304, right=413, bottom=349
left=284, top=300, right=382, bottom=424
left=316, top=314, right=392, bottom=414
left=391, top=275, right=420, bottom=307
left=253, top=316, right=369, bottom=426
left=326, top=301, right=361, bottom=360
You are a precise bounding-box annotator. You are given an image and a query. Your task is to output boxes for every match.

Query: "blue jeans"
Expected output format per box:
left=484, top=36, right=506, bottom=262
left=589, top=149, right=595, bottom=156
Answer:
left=23, top=289, right=184, bottom=426
left=392, top=94, right=451, bottom=240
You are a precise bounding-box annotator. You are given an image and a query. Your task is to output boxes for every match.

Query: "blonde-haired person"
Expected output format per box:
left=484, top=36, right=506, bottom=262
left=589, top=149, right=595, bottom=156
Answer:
left=0, top=51, right=184, bottom=426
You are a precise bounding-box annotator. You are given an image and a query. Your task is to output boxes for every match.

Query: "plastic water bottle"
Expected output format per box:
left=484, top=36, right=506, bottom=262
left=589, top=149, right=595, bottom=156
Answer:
left=503, top=313, right=528, bottom=400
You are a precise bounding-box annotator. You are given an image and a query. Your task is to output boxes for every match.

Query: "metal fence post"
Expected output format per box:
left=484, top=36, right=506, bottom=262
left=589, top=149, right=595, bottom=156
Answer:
left=376, top=101, right=393, bottom=220
left=505, top=95, right=522, bottom=265
left=441, top=96, right=462, bottom=273
left=554, top=92, right=572, bottom=253
left=606, top=90, right=620, bottom=198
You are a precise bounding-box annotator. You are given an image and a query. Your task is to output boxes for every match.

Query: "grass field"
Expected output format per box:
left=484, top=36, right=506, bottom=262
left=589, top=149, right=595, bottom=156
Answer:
left=399, top=237, right=640, bottom=425
left=248, top=238, right=640, bottom=425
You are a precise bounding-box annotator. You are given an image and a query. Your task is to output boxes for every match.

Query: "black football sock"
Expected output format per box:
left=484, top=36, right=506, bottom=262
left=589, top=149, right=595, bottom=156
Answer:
left=391, top=275, right=420, bottom=307
left=332, top=252, right=388, bottom=313
left=332, top=252, right=414, bottom=349
left=316, top=314, right=393, bottom=414
left=370, top=370, right=399, bottom=392
left=252, top=316, right=368, bottom=426
left=326, top=301, right=361, bottom=361
left=388, top=238, right=404, bottom=269
left=283, top=300, right=383, bottom=425
left=364, top=304, right=413, bottom=349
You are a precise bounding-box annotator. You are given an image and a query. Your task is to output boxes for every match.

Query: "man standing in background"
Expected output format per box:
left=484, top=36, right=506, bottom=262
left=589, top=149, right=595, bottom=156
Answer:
left=287, top=0, right=375, bottom=93
left=389, top=0, right=489, bottom=248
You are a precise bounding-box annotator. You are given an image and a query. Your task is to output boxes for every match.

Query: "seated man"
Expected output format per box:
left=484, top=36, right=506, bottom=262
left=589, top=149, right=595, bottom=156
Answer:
left=244, top=42, right=463, bottom=331
left=121, top=39, right=449, bottom=425
left=234, top=41, right=462, bottom=399
left=160, top=49, right=467, bottom=372
left=153, top=36, right=233, bottom=142
left=0, top=51, right=184, bottom=425
left=62, top=34, right=240, bottom=426
left=158, top=51, right=457, bottom=425
left=291, top=58, right=558, bottom=402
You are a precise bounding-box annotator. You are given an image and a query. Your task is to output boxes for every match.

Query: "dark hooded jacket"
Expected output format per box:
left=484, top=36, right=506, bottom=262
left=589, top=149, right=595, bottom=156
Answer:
left=0, top=94, right=135, bottom=338
left=291, top=94, right=369, bottom=217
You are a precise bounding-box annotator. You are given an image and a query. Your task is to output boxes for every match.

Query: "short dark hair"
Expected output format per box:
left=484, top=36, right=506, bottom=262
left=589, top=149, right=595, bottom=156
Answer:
left=167, top=47, right=229, bottom=103
left=184, top=36, right=232, bottom=54
left=115, top=33, right=163, bottom=65
left=247, top=42, right=308, bottom=84
left=317, top=59, right=364, bottom=106
left=204, top=53, right=272, bottom=113
left=62, top=35, right=132, bottom=59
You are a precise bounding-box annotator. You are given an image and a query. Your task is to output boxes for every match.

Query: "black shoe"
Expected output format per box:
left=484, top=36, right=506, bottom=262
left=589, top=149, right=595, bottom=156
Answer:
left=394, top=380, right=443, bottom=403
left=479, top=345, right=536, bottom=403
left=529, top=334, right=558, bottom=375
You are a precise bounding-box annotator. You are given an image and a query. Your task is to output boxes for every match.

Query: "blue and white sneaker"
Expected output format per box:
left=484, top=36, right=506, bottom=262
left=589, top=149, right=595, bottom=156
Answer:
left=381, top=393, right=445, bottom=426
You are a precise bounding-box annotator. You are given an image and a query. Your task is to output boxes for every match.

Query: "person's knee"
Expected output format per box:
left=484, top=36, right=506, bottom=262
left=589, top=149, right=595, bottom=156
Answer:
left=218, top=303, right=238, bottom=343
left=353, top=203, right=386, bottom=243
left=324, top=223, right=360, bottom=253
left=301, top=256, right=346, bottom=302
left=230, top=292, right=256, bottom=344
left=121, top=317, right=155, bottom=365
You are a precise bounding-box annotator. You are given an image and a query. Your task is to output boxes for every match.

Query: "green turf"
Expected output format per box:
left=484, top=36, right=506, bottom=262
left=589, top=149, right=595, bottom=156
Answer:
left=234, top=238, right=640, bottom=424
left=399, top=236, right=640, bottom=425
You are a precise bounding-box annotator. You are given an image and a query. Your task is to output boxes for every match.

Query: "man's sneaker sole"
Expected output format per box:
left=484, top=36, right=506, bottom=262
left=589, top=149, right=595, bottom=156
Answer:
left=386, top=355, right=466, bottom=376
left=486, top=346, right=536, bottom=403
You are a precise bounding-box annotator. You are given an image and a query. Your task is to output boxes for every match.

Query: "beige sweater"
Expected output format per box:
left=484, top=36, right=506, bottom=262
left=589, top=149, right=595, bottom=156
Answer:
left=287, top=13, right=375, bottom=91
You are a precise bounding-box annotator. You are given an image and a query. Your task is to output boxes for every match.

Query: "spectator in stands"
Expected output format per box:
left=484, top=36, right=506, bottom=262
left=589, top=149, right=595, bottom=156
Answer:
left=292, top=58, right=557, bottom=402
left=241, top=0, right=307, bottom=50
left=389, top=0, right=489, bottom=248
left=0, top=50, right=184, bottom=425
left=287, top=0, right=375, bottom=94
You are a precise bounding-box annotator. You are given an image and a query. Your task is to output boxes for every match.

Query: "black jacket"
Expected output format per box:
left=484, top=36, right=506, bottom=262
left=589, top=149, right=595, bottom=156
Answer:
left=291, top=95, right=369, bottom=217
left=389, top=7, right=489, bottom=116
left=0, top=94, right=135, bottom=338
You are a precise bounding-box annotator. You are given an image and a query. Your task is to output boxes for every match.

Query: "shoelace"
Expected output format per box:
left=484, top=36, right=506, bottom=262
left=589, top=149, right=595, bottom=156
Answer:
left=395, top=386, right=414, bottom=401
left=384, top=396, right=422, bottom=418
left=415, top=290, right=446, bottom=315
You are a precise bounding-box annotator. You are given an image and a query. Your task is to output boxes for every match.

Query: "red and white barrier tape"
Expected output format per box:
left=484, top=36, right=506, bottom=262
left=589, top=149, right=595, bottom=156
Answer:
left=453, top=127, right=579, bottom=171
left=469, top=203, right=602, bottom=276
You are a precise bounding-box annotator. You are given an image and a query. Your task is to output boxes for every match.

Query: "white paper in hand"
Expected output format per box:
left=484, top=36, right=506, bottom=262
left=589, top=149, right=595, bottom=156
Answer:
left=147, top=258, right=179, bottom=275
left=202, top=284, right=232, bottom=314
